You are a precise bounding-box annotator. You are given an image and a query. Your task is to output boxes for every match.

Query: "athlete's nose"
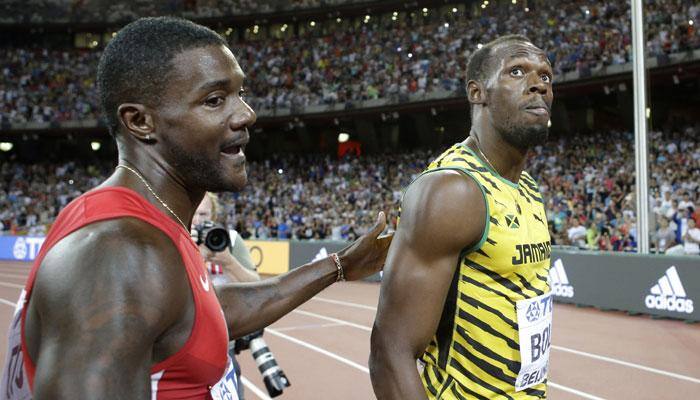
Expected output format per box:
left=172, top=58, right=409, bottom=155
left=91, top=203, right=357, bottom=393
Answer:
left=230, top=98, right=257, bottom=131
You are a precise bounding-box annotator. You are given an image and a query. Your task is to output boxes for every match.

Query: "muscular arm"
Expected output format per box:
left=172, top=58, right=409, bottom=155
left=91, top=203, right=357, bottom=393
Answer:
left=27, top=219, right=189, bottom=399
left=370, top=171, right=486, bottom=400
left=216, top=213, right=391, bottom=338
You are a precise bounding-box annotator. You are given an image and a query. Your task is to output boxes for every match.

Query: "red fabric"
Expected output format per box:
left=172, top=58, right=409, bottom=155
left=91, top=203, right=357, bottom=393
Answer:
left=20, top=187, right=229, bottom=399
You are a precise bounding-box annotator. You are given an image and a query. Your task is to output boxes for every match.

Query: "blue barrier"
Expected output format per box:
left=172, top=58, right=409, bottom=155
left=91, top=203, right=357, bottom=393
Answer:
left=0, top=236, right=46, bottom=262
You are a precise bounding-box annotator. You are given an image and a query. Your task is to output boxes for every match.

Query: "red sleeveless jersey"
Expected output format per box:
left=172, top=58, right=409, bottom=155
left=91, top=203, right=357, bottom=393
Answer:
left=1, top=187, right=238, bottom=400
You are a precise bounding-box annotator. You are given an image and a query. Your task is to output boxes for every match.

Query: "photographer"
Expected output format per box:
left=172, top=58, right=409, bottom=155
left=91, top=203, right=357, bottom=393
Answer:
left=193, top=193, right=259, bottom=399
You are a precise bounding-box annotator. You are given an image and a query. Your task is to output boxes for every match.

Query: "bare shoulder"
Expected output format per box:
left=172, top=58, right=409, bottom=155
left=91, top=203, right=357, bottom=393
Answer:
left=398, top=169, right=486, bottom=254
left=33, top=217, right=189, bottom=336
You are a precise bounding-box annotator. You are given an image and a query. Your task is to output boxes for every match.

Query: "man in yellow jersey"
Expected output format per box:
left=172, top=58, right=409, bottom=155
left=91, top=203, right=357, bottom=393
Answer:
left=370, top=35, right=553, bottom=399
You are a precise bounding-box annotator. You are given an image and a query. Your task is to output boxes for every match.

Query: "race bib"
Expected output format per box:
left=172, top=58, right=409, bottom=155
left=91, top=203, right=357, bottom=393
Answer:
left=515, top=292, right=553, bottom=391
left=210, top=357, right=239, bottom=400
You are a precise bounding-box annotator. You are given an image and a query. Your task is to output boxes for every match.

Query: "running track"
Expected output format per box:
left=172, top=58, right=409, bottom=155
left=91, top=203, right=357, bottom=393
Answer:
left=0, top=261, right=698, bottom=399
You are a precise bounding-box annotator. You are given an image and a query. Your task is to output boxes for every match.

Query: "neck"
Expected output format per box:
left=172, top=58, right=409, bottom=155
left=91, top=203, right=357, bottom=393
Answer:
left=467, top=111, right=528, bottom=184
left=104, top=143, right=204, bottom=229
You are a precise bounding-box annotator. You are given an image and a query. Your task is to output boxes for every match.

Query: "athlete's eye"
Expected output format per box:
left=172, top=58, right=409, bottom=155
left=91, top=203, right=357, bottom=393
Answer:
left=204, top=96, right=225, bottom=107
left=238, top=88, right=246, bottom=98
left=541, top=74, right=552, bottom=83
left=510, top=67, right=525, bottom=77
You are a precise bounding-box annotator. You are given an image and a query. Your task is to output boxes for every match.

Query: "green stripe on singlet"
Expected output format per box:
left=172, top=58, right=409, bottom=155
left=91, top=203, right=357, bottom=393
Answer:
left=454, top=324, right=521, bottom=375
left=457, top=308, right=519, bottom=351
left=459, top=293, right=518, bottom=330
left=449, top=358, right=515, bottom=400
left=463, top=259, right=528, bottom=298
left=452, top=340, right=517, bottom=386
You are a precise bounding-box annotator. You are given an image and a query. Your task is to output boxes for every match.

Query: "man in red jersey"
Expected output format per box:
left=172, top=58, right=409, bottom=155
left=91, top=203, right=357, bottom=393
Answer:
left=1, top=17, right=391, bottom=400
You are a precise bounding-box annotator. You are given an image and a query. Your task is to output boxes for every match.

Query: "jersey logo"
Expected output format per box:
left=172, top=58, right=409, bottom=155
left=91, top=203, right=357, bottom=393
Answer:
left=505, top=214, right=520, bottom=229
left=645, top=266, right=693, bottom=314
left=200, top=274, right=210, bottom=292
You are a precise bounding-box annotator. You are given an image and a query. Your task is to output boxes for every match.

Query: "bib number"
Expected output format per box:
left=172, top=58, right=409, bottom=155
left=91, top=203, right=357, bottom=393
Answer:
left=210, top=358, right=239, bottom=400
left=515, top=292, right=553, bottom=391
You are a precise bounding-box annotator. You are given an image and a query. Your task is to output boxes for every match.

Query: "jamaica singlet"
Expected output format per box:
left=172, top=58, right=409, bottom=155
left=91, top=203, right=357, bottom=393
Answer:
left=412, top=143, right=552, bottom=399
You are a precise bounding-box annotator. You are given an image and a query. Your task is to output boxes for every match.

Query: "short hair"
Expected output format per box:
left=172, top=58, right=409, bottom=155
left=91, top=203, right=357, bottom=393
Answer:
left=97, top=17, right=227, bottom=137
left=466, top=34, right=533, bottom=84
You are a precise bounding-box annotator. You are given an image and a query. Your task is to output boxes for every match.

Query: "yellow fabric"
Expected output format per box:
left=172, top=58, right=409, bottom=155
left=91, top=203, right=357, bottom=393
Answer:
left=409, top=143, right=551, bottom=399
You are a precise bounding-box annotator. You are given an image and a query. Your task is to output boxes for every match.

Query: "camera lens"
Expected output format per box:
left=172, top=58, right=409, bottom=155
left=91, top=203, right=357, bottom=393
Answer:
left=204, top=226, right=231, bottom=252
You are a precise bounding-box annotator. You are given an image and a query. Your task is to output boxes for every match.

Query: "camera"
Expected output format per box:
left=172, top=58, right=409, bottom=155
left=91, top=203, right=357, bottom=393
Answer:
left=234, top=331, right=291, bottom=397
left=192, top=221, right=231, bottom=252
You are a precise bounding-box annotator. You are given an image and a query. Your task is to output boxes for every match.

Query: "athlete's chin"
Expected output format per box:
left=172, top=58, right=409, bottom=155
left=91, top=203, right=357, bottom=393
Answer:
left=504, top=124, right=549, bottom=150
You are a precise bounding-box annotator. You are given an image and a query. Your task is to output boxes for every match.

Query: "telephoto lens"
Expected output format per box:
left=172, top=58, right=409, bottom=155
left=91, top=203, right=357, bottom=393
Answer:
left=193, top=221, right=231, bottom=252
left=249, top=336, right=291, bottom=397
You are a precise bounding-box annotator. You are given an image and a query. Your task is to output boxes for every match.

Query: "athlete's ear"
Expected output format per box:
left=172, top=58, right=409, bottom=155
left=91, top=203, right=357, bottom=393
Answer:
left=118, top=103, right=156, bottom=143
left=467, top=80, right=487, bottom=107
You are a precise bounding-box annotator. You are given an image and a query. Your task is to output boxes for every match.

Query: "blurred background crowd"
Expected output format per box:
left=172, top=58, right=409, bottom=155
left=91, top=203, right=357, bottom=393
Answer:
left=2, top=0, right=699, bottom=124
left=2, top=125, right=699, bottom=255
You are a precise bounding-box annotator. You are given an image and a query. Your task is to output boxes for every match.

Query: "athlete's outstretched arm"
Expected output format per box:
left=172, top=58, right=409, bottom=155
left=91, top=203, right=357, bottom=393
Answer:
left=28, top=219, right=189, bottom=400
left=216, top=212, right=392, bottom=338
left=370, top=171, right=485, bottom=400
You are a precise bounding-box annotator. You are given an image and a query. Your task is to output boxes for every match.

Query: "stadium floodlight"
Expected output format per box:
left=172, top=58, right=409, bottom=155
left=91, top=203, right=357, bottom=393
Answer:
left=422, top=8, right=428, bottom=12
left=91, top=141, right=101, bottom=151
left=277, top=169, right=284, bottom=175
left=452, top=8, right=458, bottom=13
left=481, top=4, right=486, bottom=9
left=0, top=142, right=13, bottom=152
left=338, top=133, right=350, bottom=143
left=477, top=43, right=483, bottom=49
left=444, top=23, right=449, bottom=28
left=690, top=20, right=694, bottom=26
left=310, top=21, right=316, bottom=27
left=511, top=0, right=516, bottom=4
left=336, top=18, right=341, bottom=23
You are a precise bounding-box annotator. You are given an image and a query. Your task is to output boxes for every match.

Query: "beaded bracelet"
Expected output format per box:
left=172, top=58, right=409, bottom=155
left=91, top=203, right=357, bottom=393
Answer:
left=330, top=253, right=345, bottom=282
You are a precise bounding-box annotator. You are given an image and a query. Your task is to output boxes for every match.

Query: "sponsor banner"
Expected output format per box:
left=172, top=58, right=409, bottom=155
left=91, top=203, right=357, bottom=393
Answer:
left=243, top=240, right=290, bottom=275
left=0, top=236, right=46, bottom=262
left=289, top=241, right=382, bottom=282
left=551, top=249, right=700, bottom=321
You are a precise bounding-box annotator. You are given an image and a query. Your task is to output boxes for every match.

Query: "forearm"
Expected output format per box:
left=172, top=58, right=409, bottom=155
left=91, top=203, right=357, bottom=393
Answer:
left=216, top=256, right=337, bottom=338
left=370, top=341, right=427, bottom=400
left=224, top=263, right=260, bottom=283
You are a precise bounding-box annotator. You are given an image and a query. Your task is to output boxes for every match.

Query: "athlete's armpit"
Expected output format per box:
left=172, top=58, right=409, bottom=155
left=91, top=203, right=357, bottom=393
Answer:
left=27, top=218, right=190, bottom=400
left=370, top=170, right=486, bottom=400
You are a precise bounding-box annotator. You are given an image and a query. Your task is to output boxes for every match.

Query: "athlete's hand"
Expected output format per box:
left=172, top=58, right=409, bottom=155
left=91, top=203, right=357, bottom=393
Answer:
left=336, top=212, right=393, bottom=281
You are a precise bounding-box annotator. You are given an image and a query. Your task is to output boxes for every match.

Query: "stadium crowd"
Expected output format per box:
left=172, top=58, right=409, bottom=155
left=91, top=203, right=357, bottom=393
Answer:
left=2, top=127, right=699, bottom=255
left=2, top=0, right=699, bottom=124
left=0, top=0, right=364, bottom=24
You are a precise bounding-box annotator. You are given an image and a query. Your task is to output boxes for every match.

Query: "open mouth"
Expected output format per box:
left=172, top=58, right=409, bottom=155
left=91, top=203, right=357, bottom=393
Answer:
left=221, top=144, right=244, bottom=155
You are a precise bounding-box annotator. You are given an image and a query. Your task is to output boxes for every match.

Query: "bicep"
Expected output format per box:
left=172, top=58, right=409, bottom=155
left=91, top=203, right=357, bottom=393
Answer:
left=374, top=230, right=460, bottom=357
left=30, top=220, right=187, bottom=399
left=32, top=299, right=156, bottom=399
left=373, top=171, right=485, bottom=356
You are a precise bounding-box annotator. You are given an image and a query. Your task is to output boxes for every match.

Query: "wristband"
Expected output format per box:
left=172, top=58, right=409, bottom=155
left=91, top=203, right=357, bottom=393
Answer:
left=330, top=253, right=345, bottom=282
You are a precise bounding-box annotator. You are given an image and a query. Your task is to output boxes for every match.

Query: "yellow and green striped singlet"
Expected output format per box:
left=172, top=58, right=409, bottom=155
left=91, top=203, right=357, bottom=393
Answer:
left=411, top=143, right=552, bottom=399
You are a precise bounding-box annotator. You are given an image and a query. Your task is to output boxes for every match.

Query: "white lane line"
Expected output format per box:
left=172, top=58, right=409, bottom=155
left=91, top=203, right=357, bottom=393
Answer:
left=311, top=297, right=700, bottom=384
left=268, top=326, right=602, bottom=400
left=0, top=282, right=23, bottom=289
left=552, top=345, right=700, bottom=384
left=549, top=382, right=607, bottom=400
left=266, top=328, right=369, bottom=373
left=274, top=322, right=345, bottom=332
left=240, top=376, right=272, bottom=400
left=0, top=298, right=16, bottom=308
left=311, top=297, right=377, bottom=311
left=0, top=273, right=28, bottom=279
left=292, top=310, right=371, bottom=332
